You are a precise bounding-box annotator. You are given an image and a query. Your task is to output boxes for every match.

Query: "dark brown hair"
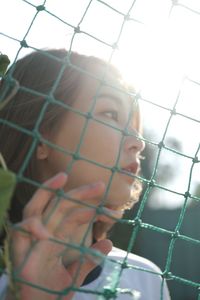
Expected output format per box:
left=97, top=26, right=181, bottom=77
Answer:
left=0, top=49, right=141, bottom=227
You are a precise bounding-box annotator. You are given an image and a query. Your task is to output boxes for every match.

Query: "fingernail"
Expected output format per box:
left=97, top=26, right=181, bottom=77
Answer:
left=55, top=172, right=68, bottom=179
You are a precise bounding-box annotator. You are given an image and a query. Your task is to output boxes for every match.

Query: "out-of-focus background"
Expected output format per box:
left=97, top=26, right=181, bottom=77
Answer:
left=1, top=1, right=200, bottom=299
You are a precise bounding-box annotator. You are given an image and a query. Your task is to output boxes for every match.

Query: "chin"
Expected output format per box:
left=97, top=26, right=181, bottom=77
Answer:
left=105, top=186, right=132, bottom=208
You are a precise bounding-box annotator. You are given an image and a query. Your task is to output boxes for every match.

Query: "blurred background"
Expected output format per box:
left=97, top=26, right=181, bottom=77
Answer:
left=1, top=1, right=200, bottom=299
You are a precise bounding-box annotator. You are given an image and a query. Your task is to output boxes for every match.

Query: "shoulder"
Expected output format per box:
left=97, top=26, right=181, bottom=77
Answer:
left=109, top=247, right=161, bottom=272
left=105, top=247, right=171, bottom=300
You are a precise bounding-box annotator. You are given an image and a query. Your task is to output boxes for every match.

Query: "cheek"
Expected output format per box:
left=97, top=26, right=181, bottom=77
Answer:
left=46, top=150, right=72, bottom=177
left=47, top=115, right=86, bottom=170
left=66, top=161, right=112, bottom=192
left=79, top=121, right=123, bottom=167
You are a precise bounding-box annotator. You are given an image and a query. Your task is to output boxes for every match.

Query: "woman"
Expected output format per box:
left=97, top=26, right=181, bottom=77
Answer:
left=0, top=49, right=170, bottom=299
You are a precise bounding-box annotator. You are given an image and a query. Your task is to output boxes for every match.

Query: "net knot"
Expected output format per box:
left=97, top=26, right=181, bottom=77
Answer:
left=56, top=189, right=64, bottom=198
left=158, top=141, right=165, bottom=149
left=20, top=40, right=28, bottom=48
left=171, top=108, right=176, bottom=115
left=148, top=179, right=155, bottom=187
left=122, top=128, right=129, bottom=136
left=134, top=93, right=141, bottom=101
left=124, top=14, right=130, bottom=21
left=133, top=217, right=142, bottom=227
left=36, top=5, right=45, bottom=11
left=111, top=166, right=120, bottom=173
left=171, top=230, right=180, bottom=239
left=184, top=191, right=191, bottom=198
left=112, top=43, right=118, bottom=50
left=86, top=112, right=92, bottom=119
left=163, top=271, right=173, bottom=280
left=72, top=153, right=80, bottom=160
left=32, top=130, right=41, bottom=140
left=192, top=156, right=199, bottom=163
left=103, top=287, right=117, bottom=299
left=74, top=26, right=81, bottom=33
left=96, top=206, right=104, bottom=215
left=121, top=261, right=128, bottom=269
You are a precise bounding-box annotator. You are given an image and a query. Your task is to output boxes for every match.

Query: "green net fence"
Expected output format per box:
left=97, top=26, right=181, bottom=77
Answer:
left=0, top=1, right=200, bottom=299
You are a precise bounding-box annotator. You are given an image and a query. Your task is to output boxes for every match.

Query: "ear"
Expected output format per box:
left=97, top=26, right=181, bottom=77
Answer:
left=36, top=142, right=49, bottom=160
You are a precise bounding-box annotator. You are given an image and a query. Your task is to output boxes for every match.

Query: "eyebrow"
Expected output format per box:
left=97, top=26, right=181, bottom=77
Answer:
left=96, top=91, right=125, bottom=107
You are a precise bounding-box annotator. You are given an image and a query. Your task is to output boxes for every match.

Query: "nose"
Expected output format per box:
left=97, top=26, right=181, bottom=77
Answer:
left=123, top=128, right=145, bottom=154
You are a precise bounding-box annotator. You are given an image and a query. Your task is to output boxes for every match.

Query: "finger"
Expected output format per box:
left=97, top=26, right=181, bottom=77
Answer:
left=55, top=206, right=123, bottom=240
left=66, top=181, right=105, bottom=204
left=11, top=217, right=51, bottom=267
left=91, top=239, right=113, bottom=256
left=43, top=181, right=105, bottom=231
left=49, top=181, right=106, bottom=214
left=53, top=208, right=97, bottom=239
left=68, top=239, right=112, bottom=286
left=23, top=172, right=68, bottom=218
left=13, top=217, right=51, bottom=240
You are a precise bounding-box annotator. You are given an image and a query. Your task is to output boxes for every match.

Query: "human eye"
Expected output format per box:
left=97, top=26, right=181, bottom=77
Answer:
left=101, top=110, right=119, bottom=122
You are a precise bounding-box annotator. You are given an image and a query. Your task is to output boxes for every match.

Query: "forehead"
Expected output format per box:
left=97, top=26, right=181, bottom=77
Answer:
left=79, top=62, right=135, bottom=106
left=62, top=61, right=141, bottom=132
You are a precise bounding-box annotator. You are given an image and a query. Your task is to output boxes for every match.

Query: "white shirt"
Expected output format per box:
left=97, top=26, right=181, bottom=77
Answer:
left=73, top=247, right=170, bottom=300
left=0, top=247, right=170, bottom=300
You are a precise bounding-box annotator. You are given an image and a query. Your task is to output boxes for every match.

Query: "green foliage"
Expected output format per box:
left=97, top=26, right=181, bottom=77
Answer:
left=0, top=53, right=10, bottom=77
left=0, top=166, right=16, bottom=275
left=0, top=168, right=16, bottom=231
left=0, top=49, right=16, bottom=227
left=0, top=53, right=16, bottom=277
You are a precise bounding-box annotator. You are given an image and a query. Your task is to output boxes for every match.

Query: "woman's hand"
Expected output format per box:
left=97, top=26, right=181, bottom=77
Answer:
left=7, top=173, right=112, bottom=300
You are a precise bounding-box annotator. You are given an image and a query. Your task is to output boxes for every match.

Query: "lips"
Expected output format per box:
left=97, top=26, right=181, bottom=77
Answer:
left=121, top=161, right=140, bottom=175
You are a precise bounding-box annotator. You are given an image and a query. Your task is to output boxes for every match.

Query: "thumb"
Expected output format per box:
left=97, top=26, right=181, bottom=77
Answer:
left=68, top=239, right=112, bottom=286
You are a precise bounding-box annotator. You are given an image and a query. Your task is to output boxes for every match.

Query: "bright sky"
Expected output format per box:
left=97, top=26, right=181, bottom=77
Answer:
left=0, top=0, right=200, bottom=208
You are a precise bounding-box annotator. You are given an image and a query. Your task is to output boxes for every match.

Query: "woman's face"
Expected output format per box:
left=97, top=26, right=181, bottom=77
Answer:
left=39, top=64, right=144, bottom=209
left=37, top=63, right=145, bottom=261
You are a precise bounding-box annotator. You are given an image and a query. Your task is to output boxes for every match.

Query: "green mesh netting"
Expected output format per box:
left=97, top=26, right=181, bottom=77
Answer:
left=0, top=1, right=200, bottom=300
